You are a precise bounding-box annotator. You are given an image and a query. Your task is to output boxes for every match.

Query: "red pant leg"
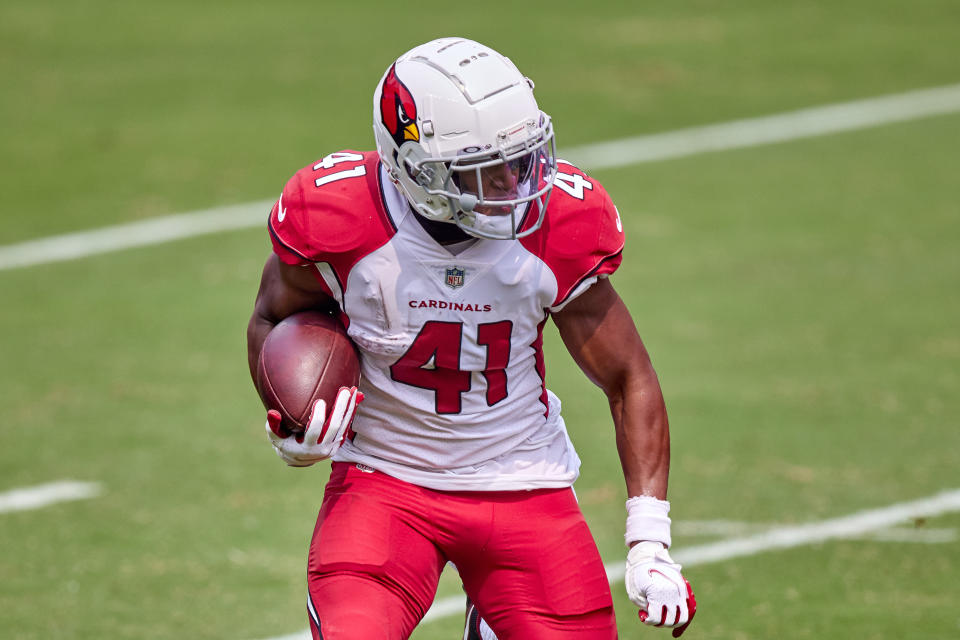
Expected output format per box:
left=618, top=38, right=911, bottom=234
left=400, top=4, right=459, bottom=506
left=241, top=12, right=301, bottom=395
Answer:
left=443, top=488, right=616, bottom=639
left=306, top=463, right=446, bottom=640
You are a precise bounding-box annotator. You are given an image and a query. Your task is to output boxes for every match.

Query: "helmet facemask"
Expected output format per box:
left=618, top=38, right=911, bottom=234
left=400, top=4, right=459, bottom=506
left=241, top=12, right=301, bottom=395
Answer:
left=397, top=117, right=557, bottom=240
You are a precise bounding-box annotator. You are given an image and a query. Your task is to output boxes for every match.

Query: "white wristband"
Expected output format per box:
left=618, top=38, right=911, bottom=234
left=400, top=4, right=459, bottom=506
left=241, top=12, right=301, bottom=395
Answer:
left=625, top=496, right=672, bottom=548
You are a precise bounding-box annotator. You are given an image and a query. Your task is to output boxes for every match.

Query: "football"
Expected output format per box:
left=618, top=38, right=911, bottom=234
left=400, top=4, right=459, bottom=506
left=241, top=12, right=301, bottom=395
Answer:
left=256, top=311, right=361, bottom=436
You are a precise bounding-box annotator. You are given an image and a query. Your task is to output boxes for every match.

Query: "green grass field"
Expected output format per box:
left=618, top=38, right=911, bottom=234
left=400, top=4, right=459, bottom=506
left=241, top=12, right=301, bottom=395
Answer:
left=2, top=1, right=959, bottom=638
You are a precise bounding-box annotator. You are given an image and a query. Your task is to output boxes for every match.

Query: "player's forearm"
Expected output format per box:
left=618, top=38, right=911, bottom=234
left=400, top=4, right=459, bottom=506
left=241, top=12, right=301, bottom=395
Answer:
left=611, top=369, right=670, bottom=500
left=246, top=310, right=277, bottom=384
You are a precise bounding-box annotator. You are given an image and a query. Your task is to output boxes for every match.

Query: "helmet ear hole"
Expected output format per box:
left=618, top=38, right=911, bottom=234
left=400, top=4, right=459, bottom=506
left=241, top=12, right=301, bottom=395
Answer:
left=402, top=158, right=419, bottom=182
left=398, top=144, right=441, bottom=188
left=397, top=143, right=426, bottom=179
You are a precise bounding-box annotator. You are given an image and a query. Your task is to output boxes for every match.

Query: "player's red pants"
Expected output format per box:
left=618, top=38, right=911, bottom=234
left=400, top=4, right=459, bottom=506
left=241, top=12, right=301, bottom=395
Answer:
left=307, top=462, right=616, bottom=639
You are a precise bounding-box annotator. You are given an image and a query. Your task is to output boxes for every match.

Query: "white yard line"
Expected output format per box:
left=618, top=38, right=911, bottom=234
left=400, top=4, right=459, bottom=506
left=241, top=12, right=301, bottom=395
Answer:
left=0, top=480, right=102, bottom=514
left=259, top=488, right=960, bottom=639
left=0, top=200, right=273, bottom=271
left=612, top=487, right=960, bottom=580
left=674, top=519, right=956, bottom=542
left=865, top=527, right=957, bottom=544
left=3, top=83, right=960, bottom=272
left=563, top=82, right=960, bottom=170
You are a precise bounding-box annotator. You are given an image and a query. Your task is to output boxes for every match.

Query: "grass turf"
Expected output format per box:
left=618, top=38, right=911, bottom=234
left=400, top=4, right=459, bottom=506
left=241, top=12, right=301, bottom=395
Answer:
left=1, top=1, right=958, bottom=638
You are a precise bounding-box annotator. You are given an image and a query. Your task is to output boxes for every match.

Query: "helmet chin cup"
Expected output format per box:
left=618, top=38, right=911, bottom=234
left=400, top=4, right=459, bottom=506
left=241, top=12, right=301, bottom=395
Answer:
left=457, top=194, right=478, bottom=212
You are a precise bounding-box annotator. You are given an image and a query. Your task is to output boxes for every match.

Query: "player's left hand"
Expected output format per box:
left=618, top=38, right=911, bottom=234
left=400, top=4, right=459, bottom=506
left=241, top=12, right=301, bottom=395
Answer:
left=625, top=541, right=697, bottom=637
left=265, top=387, right=363, bottom=467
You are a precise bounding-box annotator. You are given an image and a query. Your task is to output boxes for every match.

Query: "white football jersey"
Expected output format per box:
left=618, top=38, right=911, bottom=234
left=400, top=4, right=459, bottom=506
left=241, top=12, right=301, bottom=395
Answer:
left=268, top=151, right=624, bottom=490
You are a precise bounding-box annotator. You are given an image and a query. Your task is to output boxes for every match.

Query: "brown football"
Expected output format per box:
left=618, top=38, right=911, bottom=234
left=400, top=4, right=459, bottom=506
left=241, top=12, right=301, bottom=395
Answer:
left=256, top=311, right=361, bottom=435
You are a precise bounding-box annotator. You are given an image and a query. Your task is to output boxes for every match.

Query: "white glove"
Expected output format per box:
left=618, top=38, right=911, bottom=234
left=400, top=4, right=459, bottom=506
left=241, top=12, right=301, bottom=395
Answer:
left=625, top=541, right=697, bottom=637
left=264, top=387, right=363, bottom=467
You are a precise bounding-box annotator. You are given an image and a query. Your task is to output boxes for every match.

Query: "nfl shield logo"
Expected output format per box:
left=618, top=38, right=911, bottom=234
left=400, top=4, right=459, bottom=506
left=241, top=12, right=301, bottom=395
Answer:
left=445, top=266, right=465, bottom=289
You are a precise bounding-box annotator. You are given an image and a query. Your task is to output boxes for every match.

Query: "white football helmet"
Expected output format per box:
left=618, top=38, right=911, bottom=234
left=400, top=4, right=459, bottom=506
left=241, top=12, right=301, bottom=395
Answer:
left=373, top=38, right=557, bottom=240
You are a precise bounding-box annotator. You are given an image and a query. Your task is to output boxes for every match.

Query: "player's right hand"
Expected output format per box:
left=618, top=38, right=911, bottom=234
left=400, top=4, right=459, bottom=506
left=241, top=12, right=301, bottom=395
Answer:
left=625, top=541, right=697, bottom=637
left=265, top=387, right=363, bottom=467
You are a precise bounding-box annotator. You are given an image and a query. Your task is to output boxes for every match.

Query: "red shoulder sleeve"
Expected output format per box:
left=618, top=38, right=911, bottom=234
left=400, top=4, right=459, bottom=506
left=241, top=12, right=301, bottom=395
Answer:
left=521, top=162, right=625, bottom=308
left=268, top=151, right=397, bottom=287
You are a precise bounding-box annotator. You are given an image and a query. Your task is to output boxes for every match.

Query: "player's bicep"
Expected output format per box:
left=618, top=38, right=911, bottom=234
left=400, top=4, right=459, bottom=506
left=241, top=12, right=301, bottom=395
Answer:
left=247, top=254, right=336, bottom=380
left=552, top=278, right=651, bottom=395
left=254, top=254, right=335, bottom=323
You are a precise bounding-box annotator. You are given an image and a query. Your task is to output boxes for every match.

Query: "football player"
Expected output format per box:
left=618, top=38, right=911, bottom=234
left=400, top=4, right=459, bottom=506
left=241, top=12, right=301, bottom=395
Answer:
left=247, top=37, right=696, bottom=639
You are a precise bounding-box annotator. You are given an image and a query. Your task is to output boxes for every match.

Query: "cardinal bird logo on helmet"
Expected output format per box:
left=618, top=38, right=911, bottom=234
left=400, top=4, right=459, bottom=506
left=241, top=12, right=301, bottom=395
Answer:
left=380, top=64, right=419, bottom=148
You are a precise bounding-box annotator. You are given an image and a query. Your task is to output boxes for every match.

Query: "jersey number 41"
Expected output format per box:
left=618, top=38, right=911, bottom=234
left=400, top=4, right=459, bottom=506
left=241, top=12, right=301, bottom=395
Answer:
left=390, top=320, right=512, bottom=414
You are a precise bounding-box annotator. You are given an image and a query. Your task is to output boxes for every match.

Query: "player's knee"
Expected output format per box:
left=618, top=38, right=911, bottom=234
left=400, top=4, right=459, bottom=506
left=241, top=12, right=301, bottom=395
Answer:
left=311, top=615, right=390, bottom=640
left=492, top=605, right=617, bottom=639
left=309, top=594, right=394, bottom=640
left=308, top=573, right=418, bottom=640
